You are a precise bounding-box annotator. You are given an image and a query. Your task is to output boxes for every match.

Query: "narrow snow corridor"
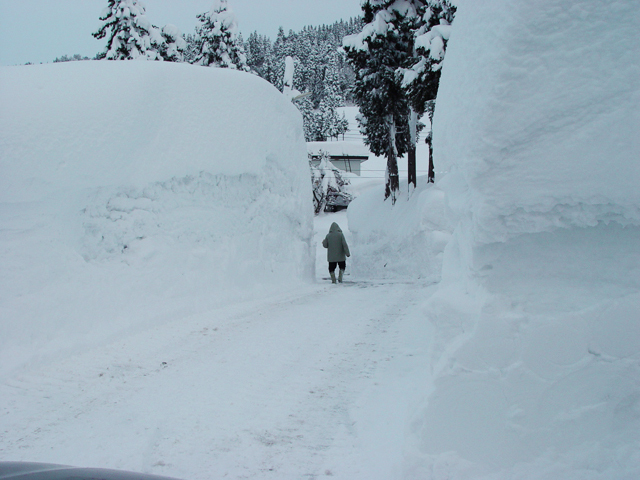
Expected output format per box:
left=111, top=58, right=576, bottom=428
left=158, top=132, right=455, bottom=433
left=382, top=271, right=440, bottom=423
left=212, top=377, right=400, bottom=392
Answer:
left=0, top=278, right=435, bottom=480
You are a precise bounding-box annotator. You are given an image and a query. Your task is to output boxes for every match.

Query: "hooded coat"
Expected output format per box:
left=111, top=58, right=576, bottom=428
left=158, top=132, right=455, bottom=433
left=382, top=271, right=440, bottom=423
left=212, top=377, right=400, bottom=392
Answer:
left=322, top=222, right=351, bottom=263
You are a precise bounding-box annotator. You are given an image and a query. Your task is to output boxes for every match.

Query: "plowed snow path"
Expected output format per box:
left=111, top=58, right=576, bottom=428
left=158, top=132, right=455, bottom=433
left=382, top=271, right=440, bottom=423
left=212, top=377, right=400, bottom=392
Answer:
left=1, top=280, right=436, bottom=480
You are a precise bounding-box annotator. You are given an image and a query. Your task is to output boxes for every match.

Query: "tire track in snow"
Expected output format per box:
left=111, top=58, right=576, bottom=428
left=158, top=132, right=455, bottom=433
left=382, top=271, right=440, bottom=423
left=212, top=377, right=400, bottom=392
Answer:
left=0, top=281, right=431, bottom=479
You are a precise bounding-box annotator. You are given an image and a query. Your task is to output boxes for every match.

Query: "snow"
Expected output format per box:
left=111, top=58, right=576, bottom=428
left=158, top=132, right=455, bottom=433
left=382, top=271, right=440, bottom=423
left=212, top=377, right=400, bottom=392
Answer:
left=433, top=0, right=640, bottom=245
left=1, top=61, right=305, bottom=203
left=409, top=0, right=640, bottom=478
left=282, top=56, right=300, bottom=101
left=1, top=0, right=639, bottom=478
left=0, top=61, right=313, bottom=377
left=208, top=0, right=239, bottom=37
left=347, top=184, right=451, bottom=283
left=161, top=24, right=181, bottom=39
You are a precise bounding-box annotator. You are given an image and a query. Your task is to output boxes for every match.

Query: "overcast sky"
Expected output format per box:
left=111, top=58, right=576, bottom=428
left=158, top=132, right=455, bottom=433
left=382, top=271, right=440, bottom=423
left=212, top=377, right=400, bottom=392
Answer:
left=0, top=0, right=363, bottom=66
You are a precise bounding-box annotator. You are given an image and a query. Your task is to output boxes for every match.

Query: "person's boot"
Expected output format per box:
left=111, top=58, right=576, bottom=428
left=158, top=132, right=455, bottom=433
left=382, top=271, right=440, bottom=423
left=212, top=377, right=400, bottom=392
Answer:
left=338, top=269, right=344, bottom=283
left=330, top=272, right=337, bottom=284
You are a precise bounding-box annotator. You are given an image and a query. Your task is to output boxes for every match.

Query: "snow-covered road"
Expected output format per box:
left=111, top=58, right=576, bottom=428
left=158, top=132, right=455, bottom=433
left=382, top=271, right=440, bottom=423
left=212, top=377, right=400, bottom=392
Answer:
left=1, top=271, right=435, bottom=480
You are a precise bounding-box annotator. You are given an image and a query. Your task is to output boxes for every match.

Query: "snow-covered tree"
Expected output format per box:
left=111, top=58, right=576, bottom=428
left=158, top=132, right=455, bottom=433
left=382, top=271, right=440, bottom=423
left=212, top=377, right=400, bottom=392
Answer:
left=54, top=54, right=90, bottom=63
left=402, top=0, right=456, bottom=184
left=93, top=0, right=162, bottom=60
left=158, top=24, right=187, bottom=62
left=244, top=19, right=362, bottom=107
left=246, top=31, right=271, bottom=76
left=241, top=19, right=362, bottom=141
left=193, top=1, right=249, bottom=71
left=310, top=151, right=353, bottom=214
left=344, top=1, right=417, bottom=203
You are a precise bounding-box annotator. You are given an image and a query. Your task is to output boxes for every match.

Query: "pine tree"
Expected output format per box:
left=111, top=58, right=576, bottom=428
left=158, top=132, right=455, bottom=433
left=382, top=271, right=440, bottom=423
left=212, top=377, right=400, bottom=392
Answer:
left=193, top=1, right=250, bottom=71
left=298, top=97, right=318, bottom=141
left=158, top=25, right=187, bottom=62
left=246, top=31, right=271, bottom=76
left=402, top=0, right=456, bottom=184
left=183, top=34, right=200, bottom=64
left=323, top=49, right=346, bottom=109
left=344, top=1, right=416, bottom=203
left=93, top=0, right=162, bottom=60
left=240, top=17, right=363, bottom=141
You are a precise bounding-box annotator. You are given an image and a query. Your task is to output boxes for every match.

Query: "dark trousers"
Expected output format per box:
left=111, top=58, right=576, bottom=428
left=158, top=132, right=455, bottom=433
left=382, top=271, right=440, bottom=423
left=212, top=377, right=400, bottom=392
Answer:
left=328, top=261, right=346, bottom=273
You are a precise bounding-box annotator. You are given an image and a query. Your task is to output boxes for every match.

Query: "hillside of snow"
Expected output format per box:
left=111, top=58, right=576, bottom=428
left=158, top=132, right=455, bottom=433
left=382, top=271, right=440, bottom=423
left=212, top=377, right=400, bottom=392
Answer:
left=408, top=0, right=640, bottom=478
left=0, top=61, right=314, bottom=377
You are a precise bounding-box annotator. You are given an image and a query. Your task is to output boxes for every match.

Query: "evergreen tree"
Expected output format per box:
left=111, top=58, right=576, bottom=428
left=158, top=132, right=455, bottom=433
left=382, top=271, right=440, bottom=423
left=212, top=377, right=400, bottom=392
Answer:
left=93, top=0, right=162, bottom=60
left=402, top=0, right=456, bottom=184
left=298, top=97, right=319, bottom=141
left=183, top=33, right=200, bottom=64
left=344, top=1, right=416, bottom=203
left=193, top=1, right=250, bottom=71
left=323, top=49, right=346, bottom=109
left=54, top=54, right=90, bottom=63
left=246, top=31, right=271, bottom=76
left=270, top=27, right=289, bottom=90
left=158, top=25, right=187, bottom=62
left=244, top=19, right=362, bottom=109
left=241, top=18, right=363, bottom=141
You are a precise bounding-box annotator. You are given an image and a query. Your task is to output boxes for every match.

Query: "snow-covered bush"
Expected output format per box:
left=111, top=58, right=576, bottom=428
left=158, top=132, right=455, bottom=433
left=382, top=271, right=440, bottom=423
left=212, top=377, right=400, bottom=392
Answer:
left=310, top=151, right=353, bottom=214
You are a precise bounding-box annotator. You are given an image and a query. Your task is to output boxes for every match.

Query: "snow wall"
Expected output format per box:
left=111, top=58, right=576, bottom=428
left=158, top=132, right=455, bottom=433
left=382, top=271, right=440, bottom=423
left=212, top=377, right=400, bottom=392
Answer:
left=347, top=182, right=451, bottom=283
left=434, top=0, right=640, bottom=248
left=0, top=61, right=314, bottom=376
left=407, top=0, right=640, bottom=478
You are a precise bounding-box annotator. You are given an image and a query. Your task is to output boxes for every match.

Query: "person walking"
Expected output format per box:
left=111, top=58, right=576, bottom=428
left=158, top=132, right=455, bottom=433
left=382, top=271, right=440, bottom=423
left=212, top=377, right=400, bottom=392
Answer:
left=322, top=222, right=350, bottom=284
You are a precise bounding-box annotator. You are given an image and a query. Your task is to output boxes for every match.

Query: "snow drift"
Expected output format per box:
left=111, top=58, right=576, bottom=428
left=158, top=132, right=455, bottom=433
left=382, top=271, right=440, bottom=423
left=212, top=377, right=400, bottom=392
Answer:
left=347, top=183, right=451, bottom=283
left=408, top=0, right=640, bottom=478
left=433, top=0, right=640, bottom=246
left=0, top=61, right=313, bottom=376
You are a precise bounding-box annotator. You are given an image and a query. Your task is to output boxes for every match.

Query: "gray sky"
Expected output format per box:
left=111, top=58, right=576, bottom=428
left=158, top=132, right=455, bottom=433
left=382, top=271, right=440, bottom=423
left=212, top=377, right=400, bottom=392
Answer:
left=0, top=0, right=363, bottom=66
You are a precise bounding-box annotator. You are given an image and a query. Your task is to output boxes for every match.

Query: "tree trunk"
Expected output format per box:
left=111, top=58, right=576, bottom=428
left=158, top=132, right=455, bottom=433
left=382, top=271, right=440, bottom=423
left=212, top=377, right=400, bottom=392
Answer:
left=385, top=148, right=400, bottom=203
left=384, top=115, right=400, bottom=204
left=427, top=133, right=435, bottom=183
left=426, top=104, right=435, bottom=183
left=408, top=108, right=418, bottom=189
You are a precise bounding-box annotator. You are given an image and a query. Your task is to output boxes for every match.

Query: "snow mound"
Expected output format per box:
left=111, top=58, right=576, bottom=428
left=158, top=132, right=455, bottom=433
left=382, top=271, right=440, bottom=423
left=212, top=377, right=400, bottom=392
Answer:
left=347, top=183, right=451, bottom=282
left=0, top=61, right=307, bottom=203
left=409, top=0, right=640, bottom=478
left=410, top=225, right=640, bottom=479
left=433, top=0, right=640, bottom=245
left=0, top=61, right=313, bottom=376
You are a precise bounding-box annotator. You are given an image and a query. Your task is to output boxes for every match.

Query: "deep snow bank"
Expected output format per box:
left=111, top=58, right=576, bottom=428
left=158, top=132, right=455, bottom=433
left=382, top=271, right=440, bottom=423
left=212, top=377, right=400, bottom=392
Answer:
left=433, top=0, right=640, bottom=245
left=347, top=183, right=451, bottom=282
left=0, top=61, right=308, bottom=202
left=0, top=61, right=313, bottom=376
left=409, top=0, right=640, bottom=478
